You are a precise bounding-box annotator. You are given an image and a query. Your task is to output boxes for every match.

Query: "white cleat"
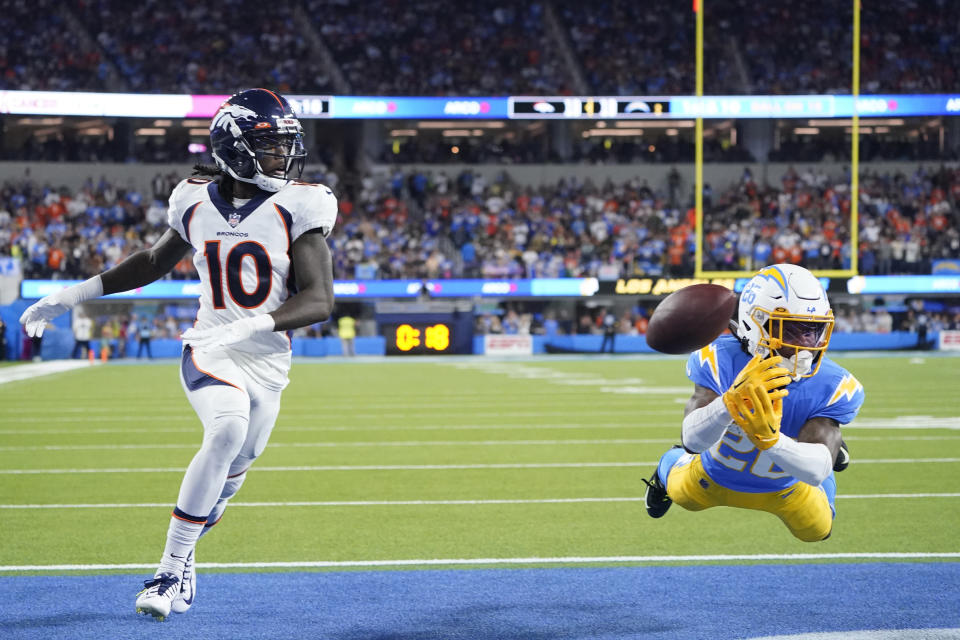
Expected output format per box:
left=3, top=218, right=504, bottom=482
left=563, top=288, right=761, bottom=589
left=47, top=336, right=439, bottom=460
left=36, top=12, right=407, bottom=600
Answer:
left=170, top=550, right=196, bottom=614
left=135, top=572, right=181, bottom=621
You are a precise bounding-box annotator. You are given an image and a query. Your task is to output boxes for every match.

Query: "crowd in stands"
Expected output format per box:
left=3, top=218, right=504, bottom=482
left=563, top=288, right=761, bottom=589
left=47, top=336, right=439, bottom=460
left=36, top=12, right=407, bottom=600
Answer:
left=1, top=0, right=111, bottom=92
left=73, top=0, right=334, bottom=94
left=700, top=165, right=960, bottom=275
left=2, top=164, right=959, bottom=284
left=309, top=1, right=573, bottom=96
left=6, top=1, right=958, bottom=96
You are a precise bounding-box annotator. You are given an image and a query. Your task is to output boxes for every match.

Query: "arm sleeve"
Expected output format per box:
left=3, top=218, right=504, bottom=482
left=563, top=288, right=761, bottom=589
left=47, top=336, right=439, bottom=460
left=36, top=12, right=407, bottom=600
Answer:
left=292, top=186, right=338, bottom=241
left=681, top=395, right=733, bottom=453
left=765, top=437, right=833, bottom=486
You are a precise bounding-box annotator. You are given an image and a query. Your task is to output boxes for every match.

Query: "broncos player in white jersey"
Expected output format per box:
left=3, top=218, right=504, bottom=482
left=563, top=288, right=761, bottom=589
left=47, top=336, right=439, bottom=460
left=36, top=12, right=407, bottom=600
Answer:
left=20, top=88, right=337, bottom=620
left=643, top=264, right=864, bottom=541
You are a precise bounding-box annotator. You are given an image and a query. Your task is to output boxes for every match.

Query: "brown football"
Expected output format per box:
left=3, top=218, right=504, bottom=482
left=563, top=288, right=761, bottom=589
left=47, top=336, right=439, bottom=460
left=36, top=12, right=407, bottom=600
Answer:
left=646, top=284, right=738, bottom=354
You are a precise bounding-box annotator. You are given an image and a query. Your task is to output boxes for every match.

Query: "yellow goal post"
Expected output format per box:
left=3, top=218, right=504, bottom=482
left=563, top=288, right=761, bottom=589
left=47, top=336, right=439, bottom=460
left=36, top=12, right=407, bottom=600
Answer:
left=693, top=0, right=860, bottom=280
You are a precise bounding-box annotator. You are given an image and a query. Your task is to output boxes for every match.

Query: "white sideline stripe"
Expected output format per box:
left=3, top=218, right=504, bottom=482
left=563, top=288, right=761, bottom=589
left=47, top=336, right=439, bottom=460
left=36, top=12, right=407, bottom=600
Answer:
left=0, top=423, right=664, bottom=435
left=0, top=462, right=649, bottom=474
left=3, top=493, right=958, bottom=510
left=0, top=409, right=664, bottom=424
left=4, top=552, right=960, bottom=572
left=4, top=416, right=959, bottom=434
left=0, top=438, right=679, bottom=452
left=0, top=361, right=94, bottom=385
left=2, top=458, right=959, bottom=475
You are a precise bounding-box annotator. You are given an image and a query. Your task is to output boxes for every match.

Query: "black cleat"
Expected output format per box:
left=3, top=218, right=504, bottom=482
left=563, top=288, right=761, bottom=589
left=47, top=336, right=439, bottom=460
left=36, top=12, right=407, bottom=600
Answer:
left=833, top=439, right=850, bottom=472
left=643, top=469, right=672, bottom=518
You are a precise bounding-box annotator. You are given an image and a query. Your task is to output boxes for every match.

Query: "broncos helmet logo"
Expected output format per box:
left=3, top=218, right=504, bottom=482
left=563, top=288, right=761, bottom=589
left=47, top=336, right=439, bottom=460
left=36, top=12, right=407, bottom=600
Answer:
left=211, top=104, right=259, bottom=138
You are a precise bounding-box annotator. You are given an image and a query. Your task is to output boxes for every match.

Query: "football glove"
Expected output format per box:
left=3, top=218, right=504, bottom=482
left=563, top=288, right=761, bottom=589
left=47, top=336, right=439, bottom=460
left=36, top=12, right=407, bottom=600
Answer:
left=722, top=354, right=792, bottom=450
left=19, top=276, right=103, bottom=337
left=181, top=315, right=275, bottom=351
left=19, top=295, right=72, bottom=338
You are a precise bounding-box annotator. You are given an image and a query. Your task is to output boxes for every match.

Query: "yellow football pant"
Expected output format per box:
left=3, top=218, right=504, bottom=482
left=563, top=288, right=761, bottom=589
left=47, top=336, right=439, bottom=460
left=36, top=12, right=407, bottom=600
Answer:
left=666, top=453, right=833, bottom=542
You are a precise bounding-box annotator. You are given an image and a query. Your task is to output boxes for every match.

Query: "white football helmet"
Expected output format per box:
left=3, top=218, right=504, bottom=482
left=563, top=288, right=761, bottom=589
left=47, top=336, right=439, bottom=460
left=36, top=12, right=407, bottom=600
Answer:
left=736, top=264, right=834, bottom=378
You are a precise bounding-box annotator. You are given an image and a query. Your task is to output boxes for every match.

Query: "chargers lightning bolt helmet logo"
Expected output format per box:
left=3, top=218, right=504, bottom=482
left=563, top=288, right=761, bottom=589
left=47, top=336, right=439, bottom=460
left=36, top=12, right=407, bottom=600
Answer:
left=736, top=264, right=835, bottom=378
left=209, top=88, right=307, bottom=193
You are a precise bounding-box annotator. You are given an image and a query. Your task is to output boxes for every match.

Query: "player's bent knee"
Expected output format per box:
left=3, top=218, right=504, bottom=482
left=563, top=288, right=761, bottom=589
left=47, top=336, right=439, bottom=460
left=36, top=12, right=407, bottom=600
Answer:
left=202, top=415, right=249, bottom=460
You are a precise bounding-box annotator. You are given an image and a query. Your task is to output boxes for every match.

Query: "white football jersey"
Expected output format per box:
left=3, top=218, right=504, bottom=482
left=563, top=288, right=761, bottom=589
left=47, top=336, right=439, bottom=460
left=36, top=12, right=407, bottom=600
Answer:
left=167, top=177, right=337, bottom=388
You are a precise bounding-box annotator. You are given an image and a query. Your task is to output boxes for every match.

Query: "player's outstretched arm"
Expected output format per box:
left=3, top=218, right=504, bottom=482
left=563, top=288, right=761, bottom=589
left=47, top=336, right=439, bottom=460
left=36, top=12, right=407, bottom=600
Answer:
left=763, top=416, right=839, bottom=487
left=100, top=229, right=193, bottom=295
left=21, top=230, right=191, bottom=337
left=269, top=230, right=334, bottom=332
left=796, top=417, right=843, bottom=465
left=681, top=384, right=730, bottom=453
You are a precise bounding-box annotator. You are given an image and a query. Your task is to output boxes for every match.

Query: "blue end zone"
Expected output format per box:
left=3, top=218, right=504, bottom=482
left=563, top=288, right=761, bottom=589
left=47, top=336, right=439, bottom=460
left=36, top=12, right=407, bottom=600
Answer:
left=2, top=563, right=958, bottom=639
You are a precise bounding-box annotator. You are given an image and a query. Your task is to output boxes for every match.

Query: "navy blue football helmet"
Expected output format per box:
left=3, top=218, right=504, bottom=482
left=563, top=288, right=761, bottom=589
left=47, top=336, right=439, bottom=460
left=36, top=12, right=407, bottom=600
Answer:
left=209, top=88, right=307, bottom=192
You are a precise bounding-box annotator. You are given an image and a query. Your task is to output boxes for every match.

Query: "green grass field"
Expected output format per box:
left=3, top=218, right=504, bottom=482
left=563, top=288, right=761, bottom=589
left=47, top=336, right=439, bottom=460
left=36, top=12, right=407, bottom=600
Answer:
left=1, top=354, right=958, bottom=574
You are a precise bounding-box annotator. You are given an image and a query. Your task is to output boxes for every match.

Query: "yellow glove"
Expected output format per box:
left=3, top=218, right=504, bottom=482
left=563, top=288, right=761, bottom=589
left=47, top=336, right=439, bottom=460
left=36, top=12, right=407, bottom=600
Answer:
left=722, top=354, right=791, bottom=450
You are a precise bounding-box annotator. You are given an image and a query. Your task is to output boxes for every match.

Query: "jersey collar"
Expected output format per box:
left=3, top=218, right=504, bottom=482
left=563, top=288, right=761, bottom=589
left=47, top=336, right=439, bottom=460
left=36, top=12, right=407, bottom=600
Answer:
left=207, top=183, right=272, bottom=226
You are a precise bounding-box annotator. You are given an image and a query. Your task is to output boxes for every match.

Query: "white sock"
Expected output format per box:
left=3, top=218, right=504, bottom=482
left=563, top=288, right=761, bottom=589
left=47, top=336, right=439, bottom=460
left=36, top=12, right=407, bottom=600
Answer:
left=155, top=507, right=206, bottom=578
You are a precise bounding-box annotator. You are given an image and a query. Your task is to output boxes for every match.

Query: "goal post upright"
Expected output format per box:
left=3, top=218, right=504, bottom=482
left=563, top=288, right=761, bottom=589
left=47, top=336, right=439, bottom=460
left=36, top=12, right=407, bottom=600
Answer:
left=693, top=0, right=705, bottom=279
left=849, top=0, right=861, bottom=276
left=693, top=0, right=860, bottom=280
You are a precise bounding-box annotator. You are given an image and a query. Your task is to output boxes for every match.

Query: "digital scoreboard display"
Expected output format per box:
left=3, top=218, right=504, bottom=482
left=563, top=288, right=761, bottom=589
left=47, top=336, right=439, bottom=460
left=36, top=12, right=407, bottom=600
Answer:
left=384, top=323, right=454, bottom=355
left=509, top=97, right=670, bottom=119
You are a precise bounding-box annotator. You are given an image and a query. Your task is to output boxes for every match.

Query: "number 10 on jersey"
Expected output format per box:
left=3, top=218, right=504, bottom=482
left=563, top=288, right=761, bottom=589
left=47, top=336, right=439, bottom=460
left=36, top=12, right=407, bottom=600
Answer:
left=204, top=240, right=273, bottom=309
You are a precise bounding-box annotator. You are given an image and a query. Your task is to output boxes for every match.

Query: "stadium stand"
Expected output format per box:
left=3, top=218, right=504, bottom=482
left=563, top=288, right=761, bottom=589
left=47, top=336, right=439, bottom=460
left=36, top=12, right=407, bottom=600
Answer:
left=304, top=1, right=575, bottom=96
left=3, top=165, right=958, bottom=282
left=72, top=0, right=335, bottom=94
left=5, top=1, right=958, bottom=95
left=0, top=0, right=112, bottom=92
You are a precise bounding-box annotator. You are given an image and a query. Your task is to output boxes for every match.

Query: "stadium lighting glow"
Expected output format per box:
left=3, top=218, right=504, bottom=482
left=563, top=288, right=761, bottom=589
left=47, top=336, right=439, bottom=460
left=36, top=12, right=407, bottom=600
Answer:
left=585, top=128, right=645, bottom=136
left=808, top=118, right=905, bottom=127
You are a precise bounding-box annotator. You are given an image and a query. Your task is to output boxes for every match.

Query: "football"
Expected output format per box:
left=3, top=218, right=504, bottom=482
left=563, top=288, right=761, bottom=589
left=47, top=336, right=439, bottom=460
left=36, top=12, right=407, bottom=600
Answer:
left=646, top=284, right=738, bottom=354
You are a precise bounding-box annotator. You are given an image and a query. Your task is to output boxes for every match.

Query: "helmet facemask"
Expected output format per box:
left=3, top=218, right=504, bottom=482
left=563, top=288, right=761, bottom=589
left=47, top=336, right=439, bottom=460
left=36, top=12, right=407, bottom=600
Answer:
left=737, top=264, right=835, bottom=379
left=750, top=308, right=835, bottom=378
left=244, top=131, right=306, bottom=192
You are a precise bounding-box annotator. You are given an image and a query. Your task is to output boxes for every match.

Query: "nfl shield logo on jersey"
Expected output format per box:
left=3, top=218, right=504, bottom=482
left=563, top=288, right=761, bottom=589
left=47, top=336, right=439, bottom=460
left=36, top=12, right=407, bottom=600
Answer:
left=228, top=212, right=241, bottom=228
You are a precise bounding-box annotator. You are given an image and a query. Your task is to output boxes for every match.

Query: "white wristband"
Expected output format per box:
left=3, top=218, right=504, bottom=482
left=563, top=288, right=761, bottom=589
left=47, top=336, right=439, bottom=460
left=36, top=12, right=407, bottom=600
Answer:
left=56, top=276, right=103, bottom=308
left=766, top=437, right=833, bottom=486
left=681, top=395, right=734, bottom=453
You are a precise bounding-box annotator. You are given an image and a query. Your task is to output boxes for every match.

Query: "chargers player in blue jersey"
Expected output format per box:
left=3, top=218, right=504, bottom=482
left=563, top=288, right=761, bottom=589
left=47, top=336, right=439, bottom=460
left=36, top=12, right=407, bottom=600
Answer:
left=19, top=89, right=337, bottom=620
left=644, top=264, right=864, bottom=541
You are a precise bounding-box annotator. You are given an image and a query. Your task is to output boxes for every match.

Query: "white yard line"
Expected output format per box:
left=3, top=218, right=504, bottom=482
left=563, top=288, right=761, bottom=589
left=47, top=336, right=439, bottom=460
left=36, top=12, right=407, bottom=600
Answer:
left=3, top=551, right=959, bottom=572
left=2, top=458, right=959, bottom=475
left=2, top=493, right=958, bottom=510
left=0, top=423, right=661, bottom=435
left=0, top=438, right=681, bottom=452
left=0, top=361, right=95, bottom=385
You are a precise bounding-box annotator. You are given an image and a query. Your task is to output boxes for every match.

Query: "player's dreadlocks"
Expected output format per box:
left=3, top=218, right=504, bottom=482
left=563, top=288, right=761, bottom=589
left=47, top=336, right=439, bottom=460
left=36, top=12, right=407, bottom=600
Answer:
left=192, top=163, right=236, bottom=202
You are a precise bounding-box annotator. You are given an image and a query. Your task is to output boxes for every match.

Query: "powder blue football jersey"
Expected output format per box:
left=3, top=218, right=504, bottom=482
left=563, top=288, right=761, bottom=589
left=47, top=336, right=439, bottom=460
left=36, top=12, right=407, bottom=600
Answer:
left=686, top=334, right=865, bottom=493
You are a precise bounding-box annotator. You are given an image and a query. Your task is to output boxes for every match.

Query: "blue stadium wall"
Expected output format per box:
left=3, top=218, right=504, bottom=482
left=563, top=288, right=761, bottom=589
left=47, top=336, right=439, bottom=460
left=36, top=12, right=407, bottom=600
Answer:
left=0, top=297, right=935, bottom=361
